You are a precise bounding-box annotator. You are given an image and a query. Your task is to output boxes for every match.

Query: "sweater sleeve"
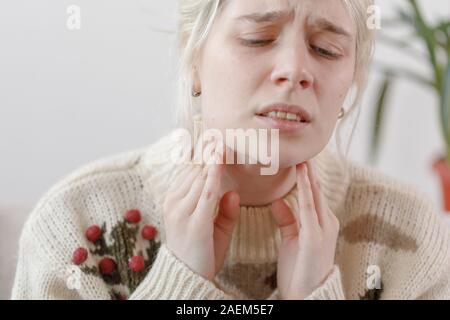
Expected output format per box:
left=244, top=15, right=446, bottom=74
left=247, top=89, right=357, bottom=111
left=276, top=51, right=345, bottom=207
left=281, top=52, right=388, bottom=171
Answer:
left=415, top=243, right=450, bottom=299
left=11, top=204, right=240, bottom=300
left=11, top=225, right=237, bottom=300
left=304, top=265, right=345, bottom=300
left=264, top=265, right=345, bottom=300
left=11, top=220, right=91, bottom=300
left=129, top=243, right=234, bottom=300
left=416, top=274, right=450, bottom=299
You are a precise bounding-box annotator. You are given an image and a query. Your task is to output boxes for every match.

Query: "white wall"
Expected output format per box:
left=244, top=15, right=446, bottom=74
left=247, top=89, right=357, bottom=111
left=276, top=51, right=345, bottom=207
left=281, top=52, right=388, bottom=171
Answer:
left=0, top=0, right=179, bottom=206
left=0, top=0, right=449, bottom=212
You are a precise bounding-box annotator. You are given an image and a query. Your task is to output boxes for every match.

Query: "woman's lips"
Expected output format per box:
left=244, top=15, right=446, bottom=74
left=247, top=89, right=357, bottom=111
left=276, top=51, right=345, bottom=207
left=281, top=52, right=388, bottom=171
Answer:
left=255, top=114, right=310, bottom=133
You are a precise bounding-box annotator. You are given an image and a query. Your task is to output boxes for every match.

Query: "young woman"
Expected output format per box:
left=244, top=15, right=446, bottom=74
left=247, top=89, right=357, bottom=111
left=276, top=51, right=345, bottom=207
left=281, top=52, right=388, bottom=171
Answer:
left=12, top=0, right=450, bottom=300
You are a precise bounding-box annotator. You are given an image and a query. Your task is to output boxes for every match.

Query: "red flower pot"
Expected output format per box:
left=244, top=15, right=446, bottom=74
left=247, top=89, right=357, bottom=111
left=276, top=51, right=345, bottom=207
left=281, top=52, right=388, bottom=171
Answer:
left=432, top=157, right=450, bottom=212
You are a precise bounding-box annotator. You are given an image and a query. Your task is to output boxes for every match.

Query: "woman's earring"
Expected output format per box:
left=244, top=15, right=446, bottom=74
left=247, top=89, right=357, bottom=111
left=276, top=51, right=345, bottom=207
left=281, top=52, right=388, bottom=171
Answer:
left=338, top=107, right=345, bottom=119
left=192, top=88, right=201, bottom=97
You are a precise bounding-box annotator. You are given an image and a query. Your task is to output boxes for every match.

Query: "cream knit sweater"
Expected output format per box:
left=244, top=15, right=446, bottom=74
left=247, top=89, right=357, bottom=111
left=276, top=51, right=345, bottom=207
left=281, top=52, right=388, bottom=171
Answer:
left=11, top=130, right=450, bottom=300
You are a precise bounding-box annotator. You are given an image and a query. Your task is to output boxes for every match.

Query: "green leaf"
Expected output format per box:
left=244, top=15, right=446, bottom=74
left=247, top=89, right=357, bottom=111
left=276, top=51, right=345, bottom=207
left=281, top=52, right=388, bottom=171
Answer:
left=369, top=74, right=393, bottom=164
left=408, top=0, right=443, bottom=89
left=434, top=20, right=450, bottom=38
left=441, top=62, right=450, bottom=161
left=433, top=20, right=450, bottom=53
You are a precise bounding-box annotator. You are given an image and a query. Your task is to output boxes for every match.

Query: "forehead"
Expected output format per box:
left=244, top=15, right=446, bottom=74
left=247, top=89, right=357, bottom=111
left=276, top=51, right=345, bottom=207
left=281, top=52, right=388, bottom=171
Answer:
left=221, top=0, right=356, bottom=36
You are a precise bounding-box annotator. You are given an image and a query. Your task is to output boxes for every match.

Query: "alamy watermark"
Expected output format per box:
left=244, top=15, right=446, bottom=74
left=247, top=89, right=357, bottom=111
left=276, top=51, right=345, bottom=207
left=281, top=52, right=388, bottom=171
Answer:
left=167, top=128, right=281, bottom=176
left=57, top=265, right=82, bottom=290
left=366, top=265, right=382, bottom=290
left=367, top=5, right=382, bottom=30
left=64, top=4, right=382, bottom=32
left=66, top=5, right=81, bottom=30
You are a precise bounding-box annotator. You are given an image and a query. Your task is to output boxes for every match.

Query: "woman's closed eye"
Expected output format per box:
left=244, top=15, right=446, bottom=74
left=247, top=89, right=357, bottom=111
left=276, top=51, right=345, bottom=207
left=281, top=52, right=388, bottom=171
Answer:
left=309, top=45, right=341, bottom=59
left=239, top=38, right=341, bottom=60
left=239, top=38, right=275, bottom=47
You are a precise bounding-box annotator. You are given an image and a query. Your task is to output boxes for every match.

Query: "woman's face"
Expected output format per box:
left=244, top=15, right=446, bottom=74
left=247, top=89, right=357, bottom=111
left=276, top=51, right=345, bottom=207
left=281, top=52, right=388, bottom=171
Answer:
left=195, top=0, right=357, bottom=168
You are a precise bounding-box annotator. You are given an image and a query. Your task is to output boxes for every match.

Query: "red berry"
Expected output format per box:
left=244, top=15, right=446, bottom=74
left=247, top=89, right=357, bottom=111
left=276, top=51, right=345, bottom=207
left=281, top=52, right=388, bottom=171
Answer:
left=141, top=224, right=157, bottom=240
left=85, top=225, right=102, bottom=242
left=72, top=247, right=88, bottom=265
left=128, top=255, right=145, bottom=273
left=99, top=257, right=116, bottom=275
left=124, top=209, right=141, bottom=224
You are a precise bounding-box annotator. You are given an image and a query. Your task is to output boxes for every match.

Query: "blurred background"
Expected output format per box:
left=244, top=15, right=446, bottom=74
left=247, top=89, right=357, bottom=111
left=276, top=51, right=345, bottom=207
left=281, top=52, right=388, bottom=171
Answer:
left=0, top=0, right=449, bottom=299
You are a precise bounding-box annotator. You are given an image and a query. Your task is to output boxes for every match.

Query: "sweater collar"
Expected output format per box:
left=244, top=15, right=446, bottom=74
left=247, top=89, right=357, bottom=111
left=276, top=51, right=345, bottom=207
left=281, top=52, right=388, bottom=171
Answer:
left=141, top=132, right=351, bottom=264
left=225, top=145, right=351, bottom=264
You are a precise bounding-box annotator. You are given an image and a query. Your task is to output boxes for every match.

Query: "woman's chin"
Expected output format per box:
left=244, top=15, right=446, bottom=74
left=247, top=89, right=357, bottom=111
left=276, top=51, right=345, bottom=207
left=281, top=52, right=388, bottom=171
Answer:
left=274, top=149, right=307, bottom=165
left=276, top=159, right=305, bottom=170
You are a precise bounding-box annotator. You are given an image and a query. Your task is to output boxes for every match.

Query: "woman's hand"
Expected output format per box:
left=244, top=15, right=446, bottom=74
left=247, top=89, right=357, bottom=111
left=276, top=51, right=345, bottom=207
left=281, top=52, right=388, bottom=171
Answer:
left=163, top=138, right=241, bottom=282
left=270, top=160, right=340, bottom=299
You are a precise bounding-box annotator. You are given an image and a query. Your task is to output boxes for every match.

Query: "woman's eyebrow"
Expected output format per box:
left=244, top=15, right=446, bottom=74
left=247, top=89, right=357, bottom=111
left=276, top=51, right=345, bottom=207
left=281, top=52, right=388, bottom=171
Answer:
left=234, top=10, right=353, bottom=39
left=309, top=16, right=353, bottom=39
left=233, top=10, right=293, bottom=24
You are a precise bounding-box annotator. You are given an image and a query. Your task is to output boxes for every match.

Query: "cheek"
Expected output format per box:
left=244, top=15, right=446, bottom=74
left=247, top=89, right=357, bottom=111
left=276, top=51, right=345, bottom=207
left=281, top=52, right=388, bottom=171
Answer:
left=207, top=34, right=270, bottom=89
left=200, top=42, right=266, bottom=125
left=200, top=47, right=238, bottom=123
left=311, top=63, right=354, bottom=142
left=315, top=62, right=354, bottom=114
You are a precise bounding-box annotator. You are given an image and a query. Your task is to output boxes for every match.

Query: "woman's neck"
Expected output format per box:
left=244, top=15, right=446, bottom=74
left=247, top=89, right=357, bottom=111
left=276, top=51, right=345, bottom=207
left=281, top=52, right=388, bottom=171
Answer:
left=219, top=163, right=297, bottom=207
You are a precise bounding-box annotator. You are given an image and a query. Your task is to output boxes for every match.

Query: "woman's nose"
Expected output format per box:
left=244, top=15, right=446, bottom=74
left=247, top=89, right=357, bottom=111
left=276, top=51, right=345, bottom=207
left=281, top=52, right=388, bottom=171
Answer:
left=270, top=42, right=314, bottom=91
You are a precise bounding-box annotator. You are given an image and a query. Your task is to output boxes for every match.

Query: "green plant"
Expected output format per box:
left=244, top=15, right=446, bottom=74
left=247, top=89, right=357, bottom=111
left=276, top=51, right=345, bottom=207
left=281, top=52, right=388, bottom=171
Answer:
left=370, top=0, right=450, bottom=163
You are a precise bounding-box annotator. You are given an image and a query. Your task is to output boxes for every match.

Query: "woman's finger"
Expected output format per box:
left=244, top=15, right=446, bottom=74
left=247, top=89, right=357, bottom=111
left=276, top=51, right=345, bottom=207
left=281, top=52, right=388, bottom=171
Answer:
left=182, top=166, right=209, bottom=213
left=168, top=164, right=195, bottom=193
left=192, top=133, right=216, bottom=165
left=296, top=163, right=320, bottom=229
left=194, top=153, right=224, bottom=222
left=271, top=198, right=299, bottom=239
left=170, top=165, right=203, bottom=200
left=191, top=133, right=204, bottom=163
left=213, top=191, right=241, bottom=274
left=214, top=138, right=227, bottom=164
left=214, top=192, right=240, bottom=239
left=204, top=137, right=219, bottom=165
left=305, top=160, right=325, bottom=227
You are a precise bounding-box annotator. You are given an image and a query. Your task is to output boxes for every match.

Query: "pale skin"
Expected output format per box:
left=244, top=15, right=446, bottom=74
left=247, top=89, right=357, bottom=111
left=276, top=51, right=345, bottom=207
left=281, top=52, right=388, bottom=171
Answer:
left=164, top=0, right=356, bottom=299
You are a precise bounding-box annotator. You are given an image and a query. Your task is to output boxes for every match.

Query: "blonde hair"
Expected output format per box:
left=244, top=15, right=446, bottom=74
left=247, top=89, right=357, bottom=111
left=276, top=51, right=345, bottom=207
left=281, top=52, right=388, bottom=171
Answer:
left=175, top=0, right=376, bottom=159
